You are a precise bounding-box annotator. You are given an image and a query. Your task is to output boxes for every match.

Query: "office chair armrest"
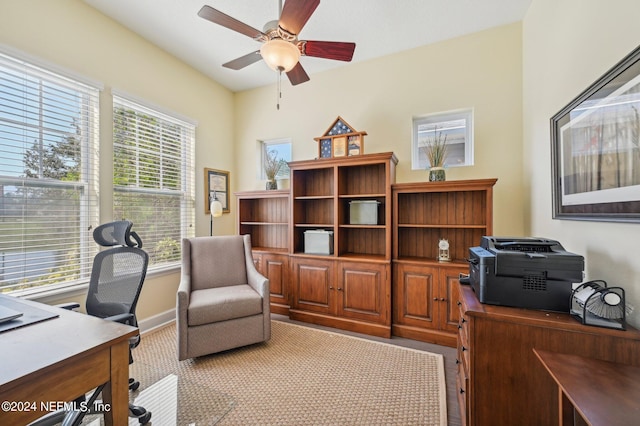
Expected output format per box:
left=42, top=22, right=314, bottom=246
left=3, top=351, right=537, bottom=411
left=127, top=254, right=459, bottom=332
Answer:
left=55, top=302, right=81, bottom=311
left=103, top=313, right=134, bottom=324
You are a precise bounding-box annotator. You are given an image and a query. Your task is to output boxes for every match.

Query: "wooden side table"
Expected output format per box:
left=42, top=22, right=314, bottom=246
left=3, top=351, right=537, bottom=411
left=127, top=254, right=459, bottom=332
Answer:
left=534, top=349, right=640, bottom=426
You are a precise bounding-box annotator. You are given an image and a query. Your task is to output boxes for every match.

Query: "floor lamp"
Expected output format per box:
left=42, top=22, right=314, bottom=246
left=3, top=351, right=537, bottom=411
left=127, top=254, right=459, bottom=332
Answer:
left=210, top=191, right=223, bottom=236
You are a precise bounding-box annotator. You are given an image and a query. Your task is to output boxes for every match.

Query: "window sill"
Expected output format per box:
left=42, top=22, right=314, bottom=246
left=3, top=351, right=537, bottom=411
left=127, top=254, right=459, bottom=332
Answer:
left=12, top=263, right=180, bottom=305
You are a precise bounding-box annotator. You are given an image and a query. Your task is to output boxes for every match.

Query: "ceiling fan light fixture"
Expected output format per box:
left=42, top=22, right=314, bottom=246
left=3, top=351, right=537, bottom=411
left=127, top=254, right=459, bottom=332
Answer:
left=260, top=39, right=300, bottom=72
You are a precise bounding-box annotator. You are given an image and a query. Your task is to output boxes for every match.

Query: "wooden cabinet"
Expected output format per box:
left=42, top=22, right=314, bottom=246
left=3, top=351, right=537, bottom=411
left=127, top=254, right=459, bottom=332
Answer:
left=391, top=179, right=496, bottom=346
left=254, top=252, right=289, bottom=315
left=338, top=261, right=389, bottom=325
left=236, top=190, right=290, bottom=314
left=288, top=152, right=397, bottom=337
left=457, top=283, right=640, bottom=426
left=290, top=257, right=334, bottom=316
left=393, top=262, right=464, bottom=346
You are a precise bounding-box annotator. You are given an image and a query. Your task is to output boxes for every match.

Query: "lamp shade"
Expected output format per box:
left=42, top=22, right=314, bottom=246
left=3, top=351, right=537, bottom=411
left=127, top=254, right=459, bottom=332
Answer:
left=260, top=39, right=300, bottom=72
left=210, top=199, right=223, bottom=218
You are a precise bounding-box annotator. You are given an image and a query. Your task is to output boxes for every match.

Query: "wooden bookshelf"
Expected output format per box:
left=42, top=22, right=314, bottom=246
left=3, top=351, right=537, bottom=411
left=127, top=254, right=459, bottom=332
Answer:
left=288, top=152, right=397, bottom=337
left=236, top=189, right=290, bottom=314
left=392, top=179, right=497, bottom=346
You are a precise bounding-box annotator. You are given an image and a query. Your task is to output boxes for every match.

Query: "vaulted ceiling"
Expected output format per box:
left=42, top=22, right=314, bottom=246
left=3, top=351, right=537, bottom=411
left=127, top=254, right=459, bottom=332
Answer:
left=83, top=0, right=531, bottom=92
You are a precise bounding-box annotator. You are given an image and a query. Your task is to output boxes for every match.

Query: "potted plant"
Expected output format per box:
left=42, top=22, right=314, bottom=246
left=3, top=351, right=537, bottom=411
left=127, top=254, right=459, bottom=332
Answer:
left=264, top=149, right=282, bottom=190
left=423, top=130, right=448, bottom=182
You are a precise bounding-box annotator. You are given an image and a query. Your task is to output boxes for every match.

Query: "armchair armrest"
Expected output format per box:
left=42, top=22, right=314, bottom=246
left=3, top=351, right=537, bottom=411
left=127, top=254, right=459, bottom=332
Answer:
left=177, top=274, right=191, bottom=309
left=247, top=264, right=269, bottom=298
left=176, top=273, right=192, bottom=324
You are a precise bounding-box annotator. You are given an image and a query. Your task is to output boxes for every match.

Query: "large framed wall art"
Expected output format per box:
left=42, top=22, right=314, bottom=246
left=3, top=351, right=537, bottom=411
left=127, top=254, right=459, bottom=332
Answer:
left=551, top=44, right=640, bottom=222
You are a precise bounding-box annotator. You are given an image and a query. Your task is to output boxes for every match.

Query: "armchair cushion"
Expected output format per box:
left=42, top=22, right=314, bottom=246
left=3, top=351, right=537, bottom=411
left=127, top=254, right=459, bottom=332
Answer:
left=189, top=235, right=247, bottom=291
left=188, top=284, right=263, bottom=326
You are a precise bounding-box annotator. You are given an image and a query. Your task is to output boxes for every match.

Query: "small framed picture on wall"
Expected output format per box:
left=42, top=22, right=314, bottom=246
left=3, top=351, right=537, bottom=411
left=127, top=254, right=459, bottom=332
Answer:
left=204, top=168, right=230, bottom=214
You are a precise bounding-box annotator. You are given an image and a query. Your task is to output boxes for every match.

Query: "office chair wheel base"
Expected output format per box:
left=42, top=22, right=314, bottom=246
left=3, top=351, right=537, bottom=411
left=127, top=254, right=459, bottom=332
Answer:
left=138, top=411, right=152, bottom=425
left=129, top=378, right=140, bottom=391
left=130, top=404, right=151, bottom=423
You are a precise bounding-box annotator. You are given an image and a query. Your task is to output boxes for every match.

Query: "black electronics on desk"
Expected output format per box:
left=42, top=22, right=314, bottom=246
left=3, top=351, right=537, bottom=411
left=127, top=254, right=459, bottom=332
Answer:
left=466, top=236, right=584, bottom=312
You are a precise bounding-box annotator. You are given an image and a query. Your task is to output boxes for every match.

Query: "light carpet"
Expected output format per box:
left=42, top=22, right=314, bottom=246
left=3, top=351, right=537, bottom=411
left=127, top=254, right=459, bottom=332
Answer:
left=132, top=320, right=447, bottom=425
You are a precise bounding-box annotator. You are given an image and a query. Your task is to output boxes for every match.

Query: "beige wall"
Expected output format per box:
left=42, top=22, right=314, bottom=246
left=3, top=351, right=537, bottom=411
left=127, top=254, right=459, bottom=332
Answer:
left=523, top=0, right=640, bottom=327
left=9, top=0, right=638, bottom=330
left=0, top=0, right=236, bottom=320
left=235, top=23, right=525, bottom=237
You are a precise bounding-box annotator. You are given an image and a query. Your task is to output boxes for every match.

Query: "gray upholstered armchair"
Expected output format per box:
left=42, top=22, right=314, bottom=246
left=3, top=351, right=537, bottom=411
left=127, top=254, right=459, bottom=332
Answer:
left=177, top=235, right=271, bottom=360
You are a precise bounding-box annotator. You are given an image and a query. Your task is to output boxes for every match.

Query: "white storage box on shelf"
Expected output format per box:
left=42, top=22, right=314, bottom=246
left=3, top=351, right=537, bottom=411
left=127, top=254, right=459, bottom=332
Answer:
left=349, top=200, right=380, bottom=225
left=304, top=230, right=334, bottom=255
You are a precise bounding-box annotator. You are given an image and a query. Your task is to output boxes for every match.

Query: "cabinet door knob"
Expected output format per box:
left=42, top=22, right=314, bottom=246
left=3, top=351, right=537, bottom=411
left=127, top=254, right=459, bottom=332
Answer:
left=440, top=297, right=446, bottom=302
left=461, top=346, right=467, bottom=352
left=459, top=388, right=465, bottom=394
left=457, top=301, right=462, bottom=306
left=338, top=287, right=343, bottom=291
left=434, top=297, right=439, bottom=301
left=329, top=286, right=334, bottom=290
left=455, top=358, right=460, bottom=365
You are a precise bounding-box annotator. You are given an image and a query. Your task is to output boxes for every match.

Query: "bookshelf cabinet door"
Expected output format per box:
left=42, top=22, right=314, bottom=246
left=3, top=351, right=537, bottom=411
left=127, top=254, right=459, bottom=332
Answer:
left=337, top=261, right=390, bottom=325
left=291, top=258, right=335, bottom=315
left=439, top=265, right=466, bottom=334
left=262, top=253, right=290, bottom=314
left=393, top=263, right=437, bottom=329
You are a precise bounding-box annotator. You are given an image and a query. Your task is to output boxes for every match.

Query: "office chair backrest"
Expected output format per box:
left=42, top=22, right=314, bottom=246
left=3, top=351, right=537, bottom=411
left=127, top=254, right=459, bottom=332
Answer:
left=86, top=221, right=149, bottom=326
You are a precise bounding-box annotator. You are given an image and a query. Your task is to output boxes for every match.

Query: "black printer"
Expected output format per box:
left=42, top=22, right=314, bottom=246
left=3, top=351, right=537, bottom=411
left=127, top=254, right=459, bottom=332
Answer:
left=466, top=237, right=584, bottom=312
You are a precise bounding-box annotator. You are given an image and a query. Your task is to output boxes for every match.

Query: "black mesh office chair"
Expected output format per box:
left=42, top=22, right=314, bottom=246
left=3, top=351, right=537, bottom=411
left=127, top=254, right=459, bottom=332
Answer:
left=31, top=221, right=151, bottom=426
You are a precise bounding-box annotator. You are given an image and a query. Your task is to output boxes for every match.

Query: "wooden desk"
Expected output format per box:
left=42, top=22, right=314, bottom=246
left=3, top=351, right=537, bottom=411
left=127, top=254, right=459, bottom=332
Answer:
left=456, top=284, right=640, bottom=426
left=534, top=349, right=640, bottom=426
left=0, top=295, right=138, bottom=425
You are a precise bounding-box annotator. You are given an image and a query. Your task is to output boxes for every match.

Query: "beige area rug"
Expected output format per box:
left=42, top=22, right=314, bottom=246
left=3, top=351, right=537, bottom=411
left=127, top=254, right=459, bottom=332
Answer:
left=132, top=320, right=447, bottom=426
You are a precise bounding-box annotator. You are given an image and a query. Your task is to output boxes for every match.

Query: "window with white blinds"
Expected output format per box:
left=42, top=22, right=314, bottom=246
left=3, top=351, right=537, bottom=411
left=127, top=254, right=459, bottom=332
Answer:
left=0, top=52, right=100, bottom=295
left=113, top=96, right=195, bottom=269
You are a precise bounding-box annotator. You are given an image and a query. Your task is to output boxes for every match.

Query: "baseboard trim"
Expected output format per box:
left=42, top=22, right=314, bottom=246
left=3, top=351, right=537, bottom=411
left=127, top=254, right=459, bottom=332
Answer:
left=139, top=308, right=175, bottom=334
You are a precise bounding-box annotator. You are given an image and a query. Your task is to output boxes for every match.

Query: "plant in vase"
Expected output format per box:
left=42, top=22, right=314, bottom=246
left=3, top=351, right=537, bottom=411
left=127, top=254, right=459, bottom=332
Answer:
left=264, top=149, right=282, bottom=190
left=423, top=130, right=448, bottom=182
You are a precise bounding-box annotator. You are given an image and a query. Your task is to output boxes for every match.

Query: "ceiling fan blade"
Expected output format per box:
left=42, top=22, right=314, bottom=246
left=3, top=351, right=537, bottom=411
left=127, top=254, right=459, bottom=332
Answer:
left=279, top=0, right=320, bottom=35
left=222, top=51, right=263, bottom=70
left=198, top=5, right=265, bottom=39
left=302, top=41, right=356, bottom=62
left=286, top=62, right=310, bottom=86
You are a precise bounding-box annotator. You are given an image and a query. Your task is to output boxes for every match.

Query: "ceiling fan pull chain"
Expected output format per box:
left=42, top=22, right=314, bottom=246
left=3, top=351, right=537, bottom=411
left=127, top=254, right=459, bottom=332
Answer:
left=276, top=68, right=282, bottom=110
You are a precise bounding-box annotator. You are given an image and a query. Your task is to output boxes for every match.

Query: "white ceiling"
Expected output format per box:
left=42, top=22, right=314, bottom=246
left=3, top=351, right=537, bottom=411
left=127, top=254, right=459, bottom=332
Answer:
left=83, top=0, right=531, bottom=92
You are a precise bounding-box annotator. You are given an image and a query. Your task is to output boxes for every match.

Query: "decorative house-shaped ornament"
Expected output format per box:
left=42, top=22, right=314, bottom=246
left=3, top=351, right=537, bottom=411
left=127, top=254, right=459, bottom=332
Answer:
left=314, top=116, right=367, bottom=159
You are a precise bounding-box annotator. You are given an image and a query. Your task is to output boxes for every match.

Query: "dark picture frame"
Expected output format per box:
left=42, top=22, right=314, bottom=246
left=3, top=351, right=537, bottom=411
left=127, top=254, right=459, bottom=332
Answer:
left=204, top=168, right=230, bottom=214
left=551, top=44, right=640, bottom=222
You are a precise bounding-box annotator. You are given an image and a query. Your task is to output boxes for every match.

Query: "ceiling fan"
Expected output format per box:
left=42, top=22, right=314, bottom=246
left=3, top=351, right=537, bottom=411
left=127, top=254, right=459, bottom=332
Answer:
left=198, top=0, right=356, bottom=86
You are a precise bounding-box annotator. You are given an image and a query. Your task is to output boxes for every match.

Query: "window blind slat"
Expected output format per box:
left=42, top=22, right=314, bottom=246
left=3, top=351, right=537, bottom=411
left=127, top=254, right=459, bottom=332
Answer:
left=0, top=52, right=99, bottom=295
left=113, top=96, right=195, bottom=268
